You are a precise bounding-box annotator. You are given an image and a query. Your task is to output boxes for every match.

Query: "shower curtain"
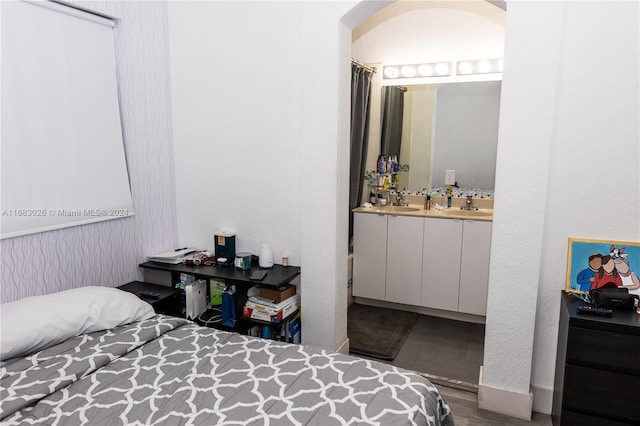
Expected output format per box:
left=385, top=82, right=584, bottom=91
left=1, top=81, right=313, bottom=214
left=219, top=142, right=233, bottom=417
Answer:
left=380, top=86, right=405, bottom=158
left=349, top=63, right=373, bottom=246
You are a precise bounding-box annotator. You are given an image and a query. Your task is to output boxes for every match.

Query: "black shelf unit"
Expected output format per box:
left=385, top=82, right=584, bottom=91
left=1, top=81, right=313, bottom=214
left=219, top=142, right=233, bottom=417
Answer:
left=139, top=261, right=300, bottom=288
left=138, top=261, right=301, bottom=336
left=117, top=281, right=181, bottom=316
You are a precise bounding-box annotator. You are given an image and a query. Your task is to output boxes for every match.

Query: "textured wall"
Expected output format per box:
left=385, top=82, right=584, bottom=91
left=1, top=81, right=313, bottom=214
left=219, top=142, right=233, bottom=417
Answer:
left=484, top=1, right=639, bottom=415
left=1, top=1, right=177, bottom=303
left=530, top=1, right=639, bottom=412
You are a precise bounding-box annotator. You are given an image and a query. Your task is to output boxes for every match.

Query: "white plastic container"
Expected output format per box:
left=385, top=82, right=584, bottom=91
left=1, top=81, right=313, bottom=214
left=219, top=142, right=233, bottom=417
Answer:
left=259, top=244, right=274, bottom=268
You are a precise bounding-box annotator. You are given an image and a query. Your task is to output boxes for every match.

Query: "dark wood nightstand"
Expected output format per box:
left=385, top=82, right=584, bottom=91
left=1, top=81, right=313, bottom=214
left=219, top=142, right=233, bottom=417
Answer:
left=117, top=281, right=181, bottom=317
left=553, top=291, right=640, bottom=425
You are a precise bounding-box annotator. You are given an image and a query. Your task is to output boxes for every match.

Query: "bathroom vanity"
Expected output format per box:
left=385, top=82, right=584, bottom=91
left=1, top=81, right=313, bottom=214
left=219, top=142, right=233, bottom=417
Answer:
left=352, top=204, right=492, bottom=317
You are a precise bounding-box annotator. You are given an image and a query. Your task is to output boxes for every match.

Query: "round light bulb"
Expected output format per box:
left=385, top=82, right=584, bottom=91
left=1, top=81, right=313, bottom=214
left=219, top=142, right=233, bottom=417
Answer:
left=384, top=66, right=399, bottom=79
left=417, top=64, right=433, bottom=76
left=478, top=60, right=492, bottom=73
left=400, top=65, right=416, bottom=78
left=458, top=61, right=473, bottom=74
left=435, top=62, right=450, bottom=75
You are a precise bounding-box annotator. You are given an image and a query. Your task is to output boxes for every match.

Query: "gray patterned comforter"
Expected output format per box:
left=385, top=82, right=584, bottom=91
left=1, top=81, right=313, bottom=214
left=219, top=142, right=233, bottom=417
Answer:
left=1, top=315, right=453, bottom=425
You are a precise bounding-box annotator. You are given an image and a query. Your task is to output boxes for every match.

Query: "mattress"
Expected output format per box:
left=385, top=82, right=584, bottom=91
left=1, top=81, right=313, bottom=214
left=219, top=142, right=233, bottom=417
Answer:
left=1, top=315, right=453, bottom=425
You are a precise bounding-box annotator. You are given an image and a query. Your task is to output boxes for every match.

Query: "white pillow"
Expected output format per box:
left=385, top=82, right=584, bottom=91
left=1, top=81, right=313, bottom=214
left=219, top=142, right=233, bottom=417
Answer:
left=0, top=286, right=155, bottom=360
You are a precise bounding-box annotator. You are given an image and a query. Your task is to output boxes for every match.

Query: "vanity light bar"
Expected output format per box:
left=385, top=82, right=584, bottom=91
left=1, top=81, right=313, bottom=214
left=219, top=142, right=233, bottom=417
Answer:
left=383, top=58, right=503, bottom=80
left=457, top=58, right=504, bottom=75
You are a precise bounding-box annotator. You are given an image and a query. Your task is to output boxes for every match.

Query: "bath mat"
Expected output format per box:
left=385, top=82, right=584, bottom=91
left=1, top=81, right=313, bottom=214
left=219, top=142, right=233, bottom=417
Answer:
left=348, top=303, right=418, bottom=360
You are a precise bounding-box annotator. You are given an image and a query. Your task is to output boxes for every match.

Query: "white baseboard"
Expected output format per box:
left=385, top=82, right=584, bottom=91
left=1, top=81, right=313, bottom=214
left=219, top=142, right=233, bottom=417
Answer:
left=336, top=336, right=350, bottom=355
left=478, top=366, right=533, bottom=420
left=532, top=383, right=553, bottom=415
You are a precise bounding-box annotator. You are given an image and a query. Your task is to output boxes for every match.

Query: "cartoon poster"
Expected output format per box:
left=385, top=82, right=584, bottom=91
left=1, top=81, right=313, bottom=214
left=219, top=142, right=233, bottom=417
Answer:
left=566, top=237, right=640, bottom=295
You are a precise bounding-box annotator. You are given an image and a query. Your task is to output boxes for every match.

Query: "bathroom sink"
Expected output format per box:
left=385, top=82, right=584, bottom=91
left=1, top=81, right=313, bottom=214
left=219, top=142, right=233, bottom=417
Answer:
left=435, top=209, right=493, bottom=219
left=462, top=210, right=493, bottom=218
left=373, top=205, right=421, bottom=213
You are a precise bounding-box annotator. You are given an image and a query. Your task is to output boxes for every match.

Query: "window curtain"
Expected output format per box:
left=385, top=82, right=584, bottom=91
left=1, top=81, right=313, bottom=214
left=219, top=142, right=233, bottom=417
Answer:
left=349, top=63, right=373, bottom=246
left=380, top=86, right=405, bottom=158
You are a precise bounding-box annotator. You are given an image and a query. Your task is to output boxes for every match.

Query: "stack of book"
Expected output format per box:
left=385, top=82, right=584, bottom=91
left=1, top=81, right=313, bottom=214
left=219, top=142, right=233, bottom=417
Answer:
left=242, top=284, right=298, bottom=324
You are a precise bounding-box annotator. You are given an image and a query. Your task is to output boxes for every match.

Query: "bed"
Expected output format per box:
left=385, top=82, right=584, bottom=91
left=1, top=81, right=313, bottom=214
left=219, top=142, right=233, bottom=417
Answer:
left=0, top=287, right=454, bottom=425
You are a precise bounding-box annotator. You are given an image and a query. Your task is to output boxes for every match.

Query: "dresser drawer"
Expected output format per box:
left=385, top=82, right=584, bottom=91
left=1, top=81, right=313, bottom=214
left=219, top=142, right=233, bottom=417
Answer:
left=560, top=410, right=630, bottom=426
left=567, top=326, right=640, bottom=374
left=563, top=364, right=639, bottom=423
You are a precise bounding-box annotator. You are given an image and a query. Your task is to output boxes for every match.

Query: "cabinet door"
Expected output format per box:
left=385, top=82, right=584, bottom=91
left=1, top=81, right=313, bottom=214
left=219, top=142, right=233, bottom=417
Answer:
left=459, top=221, right=492, bottom=316
left=352, top=213, right=387, bottom=300
left=421, top=218, right=463, bottom=311
left=386, top=215, right=424, bottom=305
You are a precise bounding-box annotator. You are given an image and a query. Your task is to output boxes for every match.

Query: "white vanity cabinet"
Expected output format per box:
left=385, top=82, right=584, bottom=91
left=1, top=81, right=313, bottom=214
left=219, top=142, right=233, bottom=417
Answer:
left=352, top=213, right=424, bottom=304
left=353, top=210, right=492, bottom=317
left=352, top=213, right=387, bottom=300
left=386, top=215, right=424, bottom=305
left=458, top=220, right=492, bottom=315
left=421, top=218, right=463, bottom=311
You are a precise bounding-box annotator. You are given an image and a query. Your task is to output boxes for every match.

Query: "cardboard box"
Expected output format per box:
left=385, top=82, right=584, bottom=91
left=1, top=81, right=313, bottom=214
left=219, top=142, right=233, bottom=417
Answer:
left=259, top=283, right=296, bottom=303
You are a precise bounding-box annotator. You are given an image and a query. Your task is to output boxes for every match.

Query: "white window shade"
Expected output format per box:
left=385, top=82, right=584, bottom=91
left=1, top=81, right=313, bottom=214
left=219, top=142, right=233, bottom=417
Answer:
left=1, top=0, right=134, bottom=239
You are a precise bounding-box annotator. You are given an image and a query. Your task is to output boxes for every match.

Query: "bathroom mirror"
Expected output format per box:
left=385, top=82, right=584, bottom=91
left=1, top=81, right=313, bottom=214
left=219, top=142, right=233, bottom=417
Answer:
left=380, top=80, right=501, bottom=191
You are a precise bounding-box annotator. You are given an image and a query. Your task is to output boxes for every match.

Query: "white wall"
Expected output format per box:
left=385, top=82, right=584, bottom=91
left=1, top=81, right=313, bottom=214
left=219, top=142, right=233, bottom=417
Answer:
left=352, top=1, right=505, bottom=65
left=482, top=0, right=639, bottom=417
left=531, top=0, right=639, bottom=412
left=168, top=1, right=361, bottom=350
left=169, top=2, right=302, bottom=261
left=0, top=0, right=178, bottom=302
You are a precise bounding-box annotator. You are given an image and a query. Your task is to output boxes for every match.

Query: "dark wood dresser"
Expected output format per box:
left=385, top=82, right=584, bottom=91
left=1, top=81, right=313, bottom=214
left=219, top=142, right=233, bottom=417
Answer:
left=553, top=291, right=640, bottom=425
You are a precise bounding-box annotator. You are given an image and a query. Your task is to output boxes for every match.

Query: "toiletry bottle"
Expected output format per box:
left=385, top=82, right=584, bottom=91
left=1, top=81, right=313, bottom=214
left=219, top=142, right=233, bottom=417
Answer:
left=390, top=155, right=398, bottom=173
left=425, top=194, right=431, bottom=210
left=377, top=155, right=386, bottom=174
left=369, top=191, right=376, bottom=204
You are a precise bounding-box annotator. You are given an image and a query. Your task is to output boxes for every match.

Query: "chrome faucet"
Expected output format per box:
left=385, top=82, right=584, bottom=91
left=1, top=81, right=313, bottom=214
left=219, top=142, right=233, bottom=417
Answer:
left=460, top=195, right=478, bottom=211
left=394, top=192, right=408, bottom=206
